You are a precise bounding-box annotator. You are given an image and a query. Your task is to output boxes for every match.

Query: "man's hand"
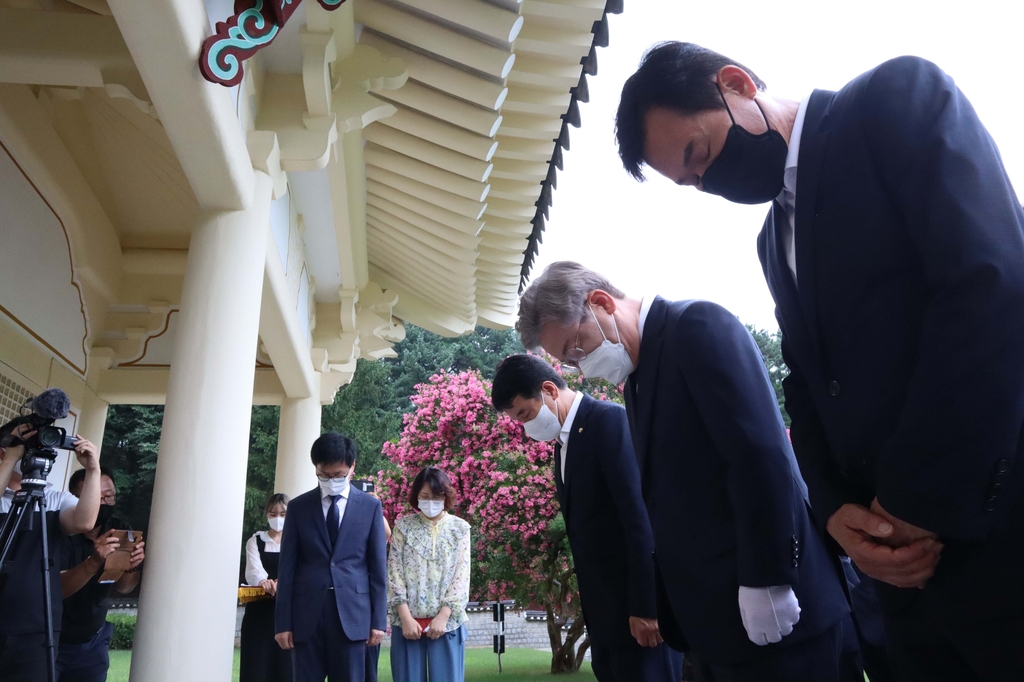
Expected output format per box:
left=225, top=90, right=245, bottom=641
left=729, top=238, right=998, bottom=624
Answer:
left=367, top=629, right=385, bottom=647
left=628, top=617, right=663, bottom=648
left=869, top=498, right=937, bottom=548
left=73, top=437, right=100, bottom=471
left=92, top=529, right=121, bottom=562
left=400, top=615, right=423, bottom=641
left=275, top=632, right=294, bottom=650
left=827, top=503, right=942, bottom=589
left=1, top=426, right=36, bottom=465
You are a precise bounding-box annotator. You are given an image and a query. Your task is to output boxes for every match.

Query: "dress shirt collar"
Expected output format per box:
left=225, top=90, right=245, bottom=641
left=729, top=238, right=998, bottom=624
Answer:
left=557, top=391, right=585, bottom=448
left=780, top=93, right=812, bottom=202
left=638, top=295, right=657, bottom=342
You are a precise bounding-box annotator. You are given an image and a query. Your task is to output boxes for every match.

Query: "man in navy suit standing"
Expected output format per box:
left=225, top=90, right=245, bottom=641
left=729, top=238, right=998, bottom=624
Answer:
left=491, top=354, right=683, bottom=682
left=517, top=262, right=854, bottom=681
left=616, top=42, right=1024, bottom=682
left=275, top=432, right=387, bottom=682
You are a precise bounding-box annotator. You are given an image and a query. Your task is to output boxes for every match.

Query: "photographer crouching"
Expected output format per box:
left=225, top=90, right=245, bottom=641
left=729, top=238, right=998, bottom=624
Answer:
left=0, top=390, right=102, bottom=682
left=57, top=466, right=144, bottom=682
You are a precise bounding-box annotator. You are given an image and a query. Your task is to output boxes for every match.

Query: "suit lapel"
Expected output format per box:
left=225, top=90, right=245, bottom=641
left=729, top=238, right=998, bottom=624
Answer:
left=562, top=395, right=592, bottom=490
left=764, top=202, right=817, bottom=366
left=313, top=489, right=331, bottom=551
left=553, top=443, right=567, bottom=509
left=792, top=89, right=834, bottom=363
left=331, top=491, right=357, bottom=559
left=631, top=298, right=668, bottom=490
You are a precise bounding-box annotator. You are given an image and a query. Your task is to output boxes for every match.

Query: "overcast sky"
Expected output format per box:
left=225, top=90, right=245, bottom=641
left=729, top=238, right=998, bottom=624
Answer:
left=529, top=0, right=1024, bottom=331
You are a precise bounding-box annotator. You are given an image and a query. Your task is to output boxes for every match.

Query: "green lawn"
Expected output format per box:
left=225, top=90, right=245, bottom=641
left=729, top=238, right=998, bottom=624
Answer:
left=107, top=647, right=596, bottom=681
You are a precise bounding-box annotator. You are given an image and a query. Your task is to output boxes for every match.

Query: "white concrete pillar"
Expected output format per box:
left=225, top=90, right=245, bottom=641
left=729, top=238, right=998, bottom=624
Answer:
left=77, top=388, right=109, bottom=449
left=129, top=171, right=272, bottom=682
left=64, top=388, right=110, bottom=488
left=274, top=372, right=322, bottom=499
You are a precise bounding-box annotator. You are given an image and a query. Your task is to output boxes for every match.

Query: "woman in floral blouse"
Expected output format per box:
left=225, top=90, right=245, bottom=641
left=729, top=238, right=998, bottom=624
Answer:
left=387, top=467, right=471, bottom=682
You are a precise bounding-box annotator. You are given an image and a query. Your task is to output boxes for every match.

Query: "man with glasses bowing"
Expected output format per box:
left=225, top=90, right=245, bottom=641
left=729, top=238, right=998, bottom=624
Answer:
left=516, top=261, right=856, bottom=682
left=275, top=432, right=387, bottom=682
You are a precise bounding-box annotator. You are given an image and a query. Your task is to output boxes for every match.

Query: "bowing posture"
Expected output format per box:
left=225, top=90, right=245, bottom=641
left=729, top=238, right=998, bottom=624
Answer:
left=517, top=262, right=853, bottom=682
left=616, top=42, right=1024, bottom=681
left=492, top=354, right=683, bottom=682
left=240, top=493, right=292, bottom=682
left=275, top=433, right=387, bottom=682
left=387, top=467, right=470, bottom=682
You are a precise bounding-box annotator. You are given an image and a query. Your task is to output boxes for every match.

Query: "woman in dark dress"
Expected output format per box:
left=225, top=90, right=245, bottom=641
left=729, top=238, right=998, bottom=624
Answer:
left=240, top=493, right=291, bottom=682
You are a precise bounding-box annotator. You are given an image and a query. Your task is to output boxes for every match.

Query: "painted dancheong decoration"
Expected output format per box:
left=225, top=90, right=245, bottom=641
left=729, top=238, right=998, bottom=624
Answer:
left=199, top=0, right=348, bottom=86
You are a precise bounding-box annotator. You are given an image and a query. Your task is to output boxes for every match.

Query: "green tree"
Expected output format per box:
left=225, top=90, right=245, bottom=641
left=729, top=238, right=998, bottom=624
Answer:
left=241, top=405, right=280, bottom=546
left=746, top=326, right=791, bottom=426
left=321, top=358, right=404, bottom=478
left=101, top=405, right=163, bottom=532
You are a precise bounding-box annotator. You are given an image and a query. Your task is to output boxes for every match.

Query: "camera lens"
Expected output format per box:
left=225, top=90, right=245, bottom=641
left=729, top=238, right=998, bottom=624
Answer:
left=37, top=426, right=61, bottom=448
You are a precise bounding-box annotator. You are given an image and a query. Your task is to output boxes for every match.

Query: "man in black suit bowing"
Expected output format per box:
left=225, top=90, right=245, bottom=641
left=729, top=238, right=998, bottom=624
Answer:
left=490, top=354, right=683, bottom=682
left=275, top=432, right=387, bottom=682
left=616, top=42, right=1024, bottom=681
left=517, top=262, right=853, bottom=681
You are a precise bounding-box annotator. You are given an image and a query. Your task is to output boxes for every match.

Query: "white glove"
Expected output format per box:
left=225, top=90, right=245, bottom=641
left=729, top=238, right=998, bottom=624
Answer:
left=737, top=585, right=801, bottom=646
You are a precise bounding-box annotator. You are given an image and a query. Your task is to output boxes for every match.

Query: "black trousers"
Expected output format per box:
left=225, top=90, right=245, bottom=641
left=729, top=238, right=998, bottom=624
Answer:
left=590, top=639, right=683, bottom=682
left=240, top=599, right=292, bottom=682
left=708, top=619, right=851, bottom=682
left=884, top=610, right=1024, bottom=682
left=0, top=632, right=54, bottom=682
left=293, top=597, right=366, bottom=682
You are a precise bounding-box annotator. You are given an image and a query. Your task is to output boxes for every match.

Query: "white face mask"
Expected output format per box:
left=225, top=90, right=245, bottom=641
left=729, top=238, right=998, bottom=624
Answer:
left=268, top=516, right=285, bottom=532
left=577, top=306, right=635, bottom=385
left=418, top=499, right=445, bottom=518
left=319, top=475, right=350, bottom=497
left=523, top=400, right=561, bottom=442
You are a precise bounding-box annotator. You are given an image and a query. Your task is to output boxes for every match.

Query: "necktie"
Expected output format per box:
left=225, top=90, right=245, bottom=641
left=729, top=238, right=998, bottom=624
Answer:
left=326, top=495, right=341, bottom=548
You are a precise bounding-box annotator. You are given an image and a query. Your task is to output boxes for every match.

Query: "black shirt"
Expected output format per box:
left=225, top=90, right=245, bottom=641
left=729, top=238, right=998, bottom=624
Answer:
left=0, top=487, right=74, bottom=636
left=58, top=531, right=116, bottom=644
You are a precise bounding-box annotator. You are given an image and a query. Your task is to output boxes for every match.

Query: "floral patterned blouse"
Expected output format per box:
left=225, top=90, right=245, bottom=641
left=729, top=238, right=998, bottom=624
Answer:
left=387, top=512, right=471, bottom=632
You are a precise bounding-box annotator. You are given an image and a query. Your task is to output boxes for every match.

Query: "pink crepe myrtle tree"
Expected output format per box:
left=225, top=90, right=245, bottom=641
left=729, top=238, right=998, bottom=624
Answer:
left=377, top=363, right=618, bottom=673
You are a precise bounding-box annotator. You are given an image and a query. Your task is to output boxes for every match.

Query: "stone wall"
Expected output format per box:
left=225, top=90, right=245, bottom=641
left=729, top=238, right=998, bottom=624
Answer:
left=229, top=606, right=589, bottom=659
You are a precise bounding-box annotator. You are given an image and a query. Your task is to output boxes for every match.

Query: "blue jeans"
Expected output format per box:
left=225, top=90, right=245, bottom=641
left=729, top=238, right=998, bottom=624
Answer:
left=56, top=620, right=113, bottom=682
left=390, top=625, right=466, bottom=682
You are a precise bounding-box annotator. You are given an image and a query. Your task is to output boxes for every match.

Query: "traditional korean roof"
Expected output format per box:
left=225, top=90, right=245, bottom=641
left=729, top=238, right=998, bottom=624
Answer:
left=354, top=0, right=623, bottom=330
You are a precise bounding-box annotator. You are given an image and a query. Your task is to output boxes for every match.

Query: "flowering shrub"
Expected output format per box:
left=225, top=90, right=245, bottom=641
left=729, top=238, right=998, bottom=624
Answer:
left=377, top=370, right=561, bottom=602
left=377, top=362, right=626, bottom=671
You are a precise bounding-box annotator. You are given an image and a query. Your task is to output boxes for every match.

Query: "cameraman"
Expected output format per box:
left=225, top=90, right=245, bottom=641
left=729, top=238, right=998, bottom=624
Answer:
left=0, top=423, right=103, bottom=682
left=57, top=466, right=143, bottom=682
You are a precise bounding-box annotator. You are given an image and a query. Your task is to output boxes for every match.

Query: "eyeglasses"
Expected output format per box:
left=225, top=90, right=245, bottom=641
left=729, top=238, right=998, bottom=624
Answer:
left=564, top=318, right=588, bottom=365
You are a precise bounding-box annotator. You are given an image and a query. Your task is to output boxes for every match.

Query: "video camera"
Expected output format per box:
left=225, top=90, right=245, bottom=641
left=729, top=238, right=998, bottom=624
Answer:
left=0, top=389, right=75, bottom=489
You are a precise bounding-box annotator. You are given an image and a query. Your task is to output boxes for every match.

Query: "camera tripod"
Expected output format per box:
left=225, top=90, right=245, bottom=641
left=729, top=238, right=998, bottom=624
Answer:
left=0, top=473, right=60, bottom=682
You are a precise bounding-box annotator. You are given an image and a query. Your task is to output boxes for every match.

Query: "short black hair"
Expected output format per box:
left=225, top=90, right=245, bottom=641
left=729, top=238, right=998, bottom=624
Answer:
left=491, top=354, right=567, bottom=412
left=310, top=432, right=357, bottom=467
left=616, top=41, right=767, bottom=181
left=408, top=467, right=457, bottom=511
left=69, top=465, right=116, bottom=497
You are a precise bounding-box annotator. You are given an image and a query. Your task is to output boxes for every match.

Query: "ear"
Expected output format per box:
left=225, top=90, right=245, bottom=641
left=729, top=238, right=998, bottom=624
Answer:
left=588, top=289, right=619, bottom=314
left=716, top=65, right=759, bottom=100
left=540, top=380, right=560, bottom=401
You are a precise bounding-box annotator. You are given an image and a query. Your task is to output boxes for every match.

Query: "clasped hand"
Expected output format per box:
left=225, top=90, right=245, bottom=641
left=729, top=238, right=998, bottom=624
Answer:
left=827, top=498, right=943, bottom=589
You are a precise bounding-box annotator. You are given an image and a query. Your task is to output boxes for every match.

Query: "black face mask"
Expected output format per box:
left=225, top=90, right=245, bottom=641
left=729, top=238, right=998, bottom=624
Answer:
left=95, top=504, right=116, bottom=529
left=700, top=85, right=789, bottom=205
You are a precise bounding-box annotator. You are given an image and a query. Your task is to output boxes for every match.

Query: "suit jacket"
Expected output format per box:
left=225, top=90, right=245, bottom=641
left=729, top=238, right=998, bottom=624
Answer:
left=553, top=394, right=657, bottom=647
left=625, top=297, right=848, bottom=666
left=757, top=57, right=1024, bottom=615
left=275, top=486, right=387, bottom=642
